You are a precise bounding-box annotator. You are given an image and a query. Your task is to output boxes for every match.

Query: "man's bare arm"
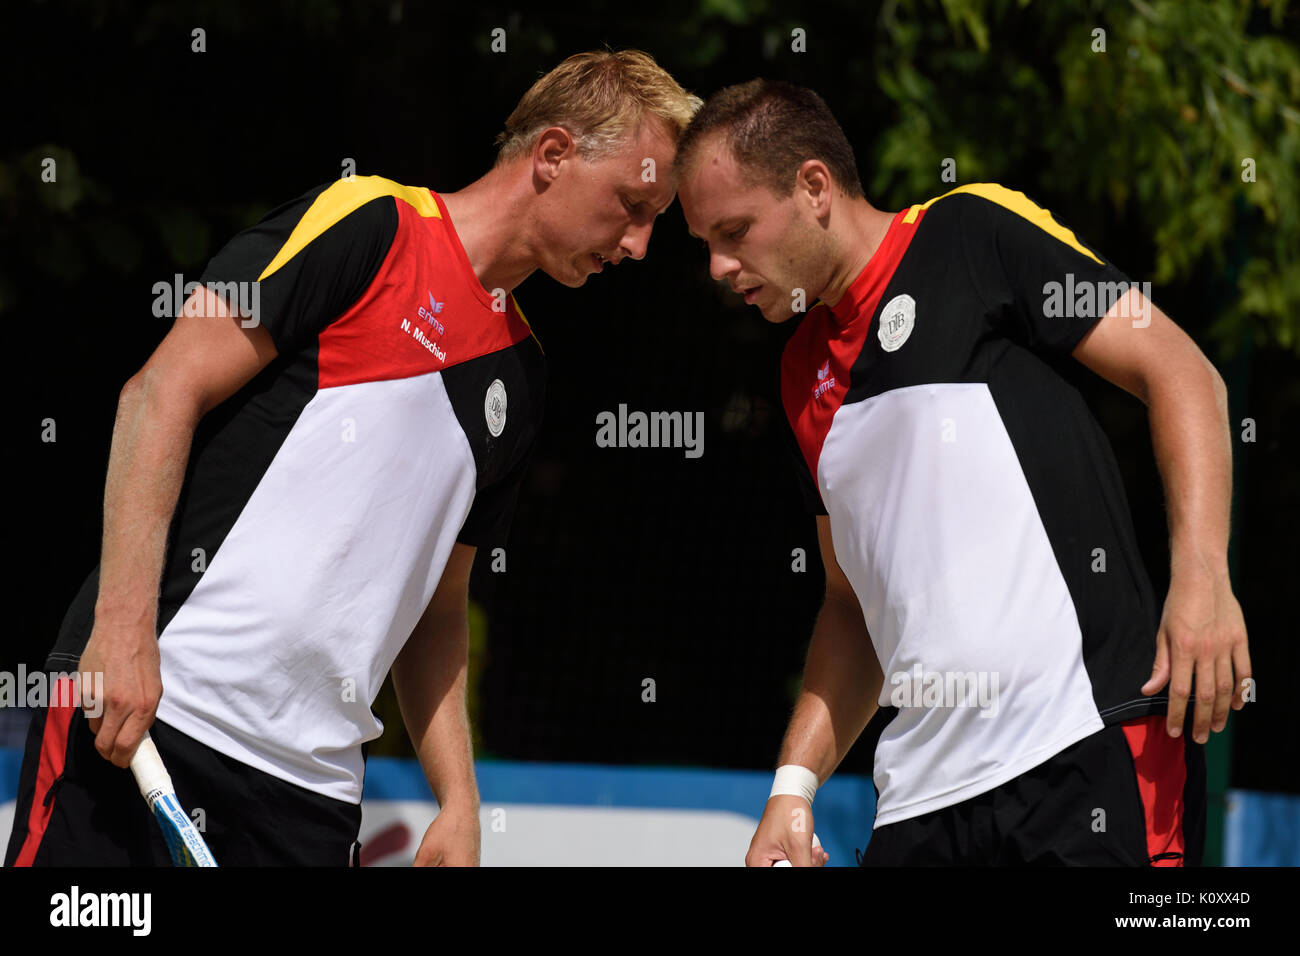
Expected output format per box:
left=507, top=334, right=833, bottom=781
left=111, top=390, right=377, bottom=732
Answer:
left=776, top=515, right=884, bottom=778
left=83, top=287, right=277, bottom=766
left=1072, top=288, right=1251, bottom=743
left=746, top=515, right=883, bottom=866
left=391, top=542, right=481, bottom=865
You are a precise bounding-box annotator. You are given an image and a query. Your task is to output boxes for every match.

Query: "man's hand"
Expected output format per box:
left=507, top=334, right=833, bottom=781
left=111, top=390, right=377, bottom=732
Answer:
left=413, top=804, right=481, bottom=866
left=1143, top=563, right=1251, bottom=744
left=745, top=795, right=829, bottom=867
left=77, top=620, right=162, bottom=767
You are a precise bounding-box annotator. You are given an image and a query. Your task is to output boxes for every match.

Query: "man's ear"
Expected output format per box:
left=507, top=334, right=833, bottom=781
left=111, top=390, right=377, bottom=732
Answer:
left=533, top=127, right=576, bottom=185
left=797, top=159, right=834, bottom=219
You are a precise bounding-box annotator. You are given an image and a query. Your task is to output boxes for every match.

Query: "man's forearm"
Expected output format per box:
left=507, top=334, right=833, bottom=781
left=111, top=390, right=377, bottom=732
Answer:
left=1144, top=354, right=1233, bottom=576
left=392, top=610, right=479, bottom=811
left=94, top=372, right=200, bottom=627
left=777, top=594, right=883, bottom=783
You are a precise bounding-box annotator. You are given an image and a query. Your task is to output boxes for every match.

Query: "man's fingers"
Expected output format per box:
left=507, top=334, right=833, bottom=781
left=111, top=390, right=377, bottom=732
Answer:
left=1211, top=654, right=1234, bottom=733
left=92, top=707, right=127, bottom=762
left=746, top=839, right=791, bottom=867
left=1232, top=642, right=1253, bottom=711
left=789, top=839, right=813, bottom=867
left=109, top=711, right=153, bottom=768
left=1192, top=657, right=1216, bottom=744
left=1142, top=633, right=1170, bottom=695
left=1165, top=643, right=1194, bottom=737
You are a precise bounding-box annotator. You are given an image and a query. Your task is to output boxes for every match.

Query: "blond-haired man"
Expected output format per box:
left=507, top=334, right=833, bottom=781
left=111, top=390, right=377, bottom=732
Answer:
left=6, top=50, right=699, bottom=868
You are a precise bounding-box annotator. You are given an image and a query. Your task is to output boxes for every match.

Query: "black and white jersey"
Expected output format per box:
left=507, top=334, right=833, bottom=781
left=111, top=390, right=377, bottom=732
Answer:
left=781, top=184, right=1162, bottom=828
left=46, top=176, right=546, bottom=804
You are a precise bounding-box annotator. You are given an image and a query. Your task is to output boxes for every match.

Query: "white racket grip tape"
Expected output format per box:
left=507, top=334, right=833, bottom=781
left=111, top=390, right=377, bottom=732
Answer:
left=130, top=733, right=174, bottom=810
left=772, top=833, right=822, bottom=867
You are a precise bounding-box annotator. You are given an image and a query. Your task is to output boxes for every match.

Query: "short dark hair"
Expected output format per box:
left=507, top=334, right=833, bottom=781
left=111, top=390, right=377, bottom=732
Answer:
left=674, top=79, right=864, bottom=199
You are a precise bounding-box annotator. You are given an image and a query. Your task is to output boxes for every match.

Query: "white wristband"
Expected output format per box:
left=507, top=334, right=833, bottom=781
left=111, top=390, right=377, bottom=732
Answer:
left=769, top=764, right=819, bottom=804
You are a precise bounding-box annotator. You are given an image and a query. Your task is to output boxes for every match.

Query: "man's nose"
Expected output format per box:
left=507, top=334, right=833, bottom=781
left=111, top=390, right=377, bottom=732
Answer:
left=619, top=220, right=653, bottom=261
left=709, top=250, right=740, bottom=283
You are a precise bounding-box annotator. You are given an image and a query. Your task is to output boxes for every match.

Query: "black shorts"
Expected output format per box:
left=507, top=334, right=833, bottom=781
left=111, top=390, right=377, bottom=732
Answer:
left=5, top=678, right=362, bottom=867
left=859, top=714, right=1206, bottom=866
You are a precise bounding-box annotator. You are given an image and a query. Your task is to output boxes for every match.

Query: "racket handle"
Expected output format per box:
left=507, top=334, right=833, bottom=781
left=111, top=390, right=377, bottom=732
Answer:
left=129, top=732, right=173, bottom=809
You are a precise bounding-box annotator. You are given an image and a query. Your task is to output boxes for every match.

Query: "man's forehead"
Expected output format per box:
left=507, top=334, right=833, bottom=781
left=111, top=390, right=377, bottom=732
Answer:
left=626, top=173, right=677, bottom=212
left=686, top=138, right=744, bottom=188
left=681, top=153, right=762, bottom=236
left=606, top=121, right=680, bottom=208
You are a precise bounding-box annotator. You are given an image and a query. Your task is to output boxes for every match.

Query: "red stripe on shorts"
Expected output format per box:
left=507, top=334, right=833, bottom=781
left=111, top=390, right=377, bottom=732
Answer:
left=12, top=676, right=78, bottom=867
left=1121, top=714, right=1187, bottom=867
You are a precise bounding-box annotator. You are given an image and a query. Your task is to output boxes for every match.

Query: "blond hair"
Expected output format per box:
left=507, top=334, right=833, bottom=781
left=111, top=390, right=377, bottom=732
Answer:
left=495, top=49, right=702, bottom=165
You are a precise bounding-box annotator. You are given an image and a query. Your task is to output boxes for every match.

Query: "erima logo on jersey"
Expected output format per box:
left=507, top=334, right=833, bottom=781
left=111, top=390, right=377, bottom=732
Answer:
left=813, top=360, right=837, bottom=399
left=878, top=293, right=916, bottom=352
left=418, top=292, right=446, bottom=336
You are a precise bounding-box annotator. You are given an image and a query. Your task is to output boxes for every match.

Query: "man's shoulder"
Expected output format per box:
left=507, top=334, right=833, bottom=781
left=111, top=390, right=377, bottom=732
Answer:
left=287, top=175, right=440, bottom=228
left=905, top=182, right=1037, bottom=221
left=905, top=183, right=1106, bottom=270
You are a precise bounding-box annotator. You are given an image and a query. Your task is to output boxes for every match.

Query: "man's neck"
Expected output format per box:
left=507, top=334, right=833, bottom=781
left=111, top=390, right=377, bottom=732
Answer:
left=437, top=164, right=539, bottom=296
left=819, top=198, right=898, bottom=312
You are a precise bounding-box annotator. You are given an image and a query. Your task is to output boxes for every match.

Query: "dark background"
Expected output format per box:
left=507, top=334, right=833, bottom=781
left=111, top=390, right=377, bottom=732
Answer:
left=4, top=0, right=1296, bottom=836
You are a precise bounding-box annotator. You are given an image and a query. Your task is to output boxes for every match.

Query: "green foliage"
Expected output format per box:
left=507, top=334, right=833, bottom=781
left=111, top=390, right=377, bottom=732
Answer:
left=7, top=0, right=1293, bottom=356
left=869, top=0, right=1300, bottom=355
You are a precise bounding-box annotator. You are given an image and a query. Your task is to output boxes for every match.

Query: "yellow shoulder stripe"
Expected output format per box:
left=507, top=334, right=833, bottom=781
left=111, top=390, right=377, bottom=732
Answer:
left=258, top=175, right=441, bottom=282
left=901, top=183, right=1102, bottom=265
left=511, top=294, right=544, bottom=354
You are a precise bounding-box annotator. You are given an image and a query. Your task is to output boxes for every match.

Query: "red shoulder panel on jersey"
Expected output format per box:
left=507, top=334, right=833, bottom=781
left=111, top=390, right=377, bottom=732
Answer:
left=317, top=196, right=533, bottom=389
left=780, top=207, right=925, bottom=488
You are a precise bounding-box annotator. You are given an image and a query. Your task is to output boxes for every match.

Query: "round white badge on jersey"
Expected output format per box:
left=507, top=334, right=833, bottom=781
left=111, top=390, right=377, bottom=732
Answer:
left=485, top=379, right=507, bottom=437
left=878, top=293, right=916, bottom=352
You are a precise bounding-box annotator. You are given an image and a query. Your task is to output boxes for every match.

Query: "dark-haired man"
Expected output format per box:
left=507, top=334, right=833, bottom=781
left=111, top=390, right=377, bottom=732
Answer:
left=676, top=79, right=1250, bottom=867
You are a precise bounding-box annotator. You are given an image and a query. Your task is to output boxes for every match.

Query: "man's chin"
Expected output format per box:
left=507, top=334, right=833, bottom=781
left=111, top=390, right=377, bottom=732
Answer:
left=757, top=303, right=797, bottom=324
left=541, top=262, right=589, bottom=288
